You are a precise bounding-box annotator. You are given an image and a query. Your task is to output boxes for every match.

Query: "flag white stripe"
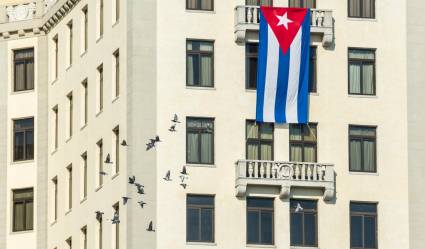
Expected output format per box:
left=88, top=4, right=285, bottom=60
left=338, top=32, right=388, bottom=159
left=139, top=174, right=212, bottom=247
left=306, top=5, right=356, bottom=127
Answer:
left=263, top=25, right=280, bottom=122
left=285, top=28, right=302, bottom=123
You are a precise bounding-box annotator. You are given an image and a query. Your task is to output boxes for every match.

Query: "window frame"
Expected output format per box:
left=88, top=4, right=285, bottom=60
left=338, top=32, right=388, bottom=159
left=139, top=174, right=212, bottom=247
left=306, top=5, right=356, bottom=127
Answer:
left=186, top=0, right=214, bottom=11
left=82, top=6, right=88, bottom=52
left=113, top=126, right=120, bottom=174
left=350, top=201, right=378, bottom=249
left=348, top=0, right=375, bottom=19
left=186, top=194, right=215, bottom=243
left=246, top=197, right=275, bottom=245
left=13, top=47, right=35, bottom=92
left=186, top=117, right=215, bottom=165
left=245, top=120, right=274, bottom=160
left=97, top=139, right=104, bottom=186
left=245, top=43, right=258, bottom=90
left=309, top=46, right=317, bottom=93
left=113, top=202, right=120, bottom=249
left=186, top=39, right=215, bottom=88
left=290, top=199, right=318, bottom=247
left=289, top=123, right=317, bottom=162
left=67, top=21, right=73, bottom=66
left=348, top=125, right=377, bottom=173
left=288, top=0, right=316, bottom=8
left=13, top=117, right=34, bottom=162
left=12, top=188, right=34, bottom=232
left=348, top=48, right=376, bottom=96
left=81, top=152, right=88, bottom=199
left=114, top=50, right=120, bottom=98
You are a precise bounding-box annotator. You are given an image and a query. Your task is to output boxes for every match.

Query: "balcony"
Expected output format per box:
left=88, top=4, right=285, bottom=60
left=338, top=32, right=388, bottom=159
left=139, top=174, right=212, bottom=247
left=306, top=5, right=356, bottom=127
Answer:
left=234, top=5, right=333, bottom=46
left=235, top=160, right=335, bottom=201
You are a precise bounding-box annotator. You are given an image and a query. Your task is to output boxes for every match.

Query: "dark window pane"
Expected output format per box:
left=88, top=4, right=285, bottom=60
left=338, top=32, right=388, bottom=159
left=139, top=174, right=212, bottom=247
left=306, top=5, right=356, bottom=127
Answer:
left=309, top=47, right=317, bottom=92
left=364, top=216, right=376, bottom=248
left=14, top=202, right=25, bottom=231
left=187, top=118, right=214, bottom=164
left=247, top=211, right=260, bottom=244
left=350, top=215, right=363, bottom=247
left=14, top=48, right=34, bottom=92
left=304, top=213, right=317, bottom=246
left=14, top=132, right=24, bottom=161
left=260, top=211, right=273, bottom=244
left=290, top=212, right=303, bottom=245
left=247, top=198, right=273, bottom=208
left=201, top=209, right=214, bottom=242
left=187, top=41, right=214, bottom=87
left=246, top=43, right=258, bottom=89
left=187, top=208, right=200, bottom=241
left=187, top=195, right=214, bottom=206
left=350, top=203, right=377, bottom=213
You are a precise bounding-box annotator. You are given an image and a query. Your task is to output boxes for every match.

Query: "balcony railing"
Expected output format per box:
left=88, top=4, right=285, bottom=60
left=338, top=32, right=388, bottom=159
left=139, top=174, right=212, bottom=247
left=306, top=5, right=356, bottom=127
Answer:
left=235, top=160, right=335, bottom=200
left=234, top=5, right=333, bottom=46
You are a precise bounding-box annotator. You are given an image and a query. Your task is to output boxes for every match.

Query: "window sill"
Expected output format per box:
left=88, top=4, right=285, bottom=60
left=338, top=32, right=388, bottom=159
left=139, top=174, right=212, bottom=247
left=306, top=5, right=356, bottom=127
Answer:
left=309, top=92, right=319, bottom=96
left=112, top=20, right=120, bottom=28
left=186, top=86, right=216, bottom=91
left=186, top=163, right=216, bottom=168
left=51, top=78, right=58, bottom=85
left=80, top=197, right=87, bottom=204
left=96, top=35, right=103, bottom=44
left=349, top=171, right=379, bottom=176
left=348, top=94, right=378, bottom=99
left=95, top=185, right=103, bottom=192
left=246, top=244, right=276, bottom=248
left=80, top=123, right=88, bottom=131
left=10, top=229, right=34, bottom=235
left=65, top=64, right=72, bottom=71
left=185, top=9, right=215, bottom=14
left=51, top=149, right=58, bottom=156
left=65, top=136, right=72, bottom=143
left=10, top=159, right=35, bottom=165
left=80, top=50, right=88, bottom=58
left=112, top=96, right=120, bottom=103
left=10, top=89, right=35, bottom=95
left=187, top=242, right=217, bottom=246
left=290, top=247, right=319, bottom=249
left=50, top=220, right=57, bottom=227
left=65, top=209, right=72, bottom=216
left=347, top=17, right=377, bottom=22
left=245, top=89, right=256, bottom=93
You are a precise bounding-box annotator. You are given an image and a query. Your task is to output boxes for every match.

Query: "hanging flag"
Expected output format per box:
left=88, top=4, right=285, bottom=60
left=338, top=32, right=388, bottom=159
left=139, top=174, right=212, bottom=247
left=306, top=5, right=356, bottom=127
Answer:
left=256, top=7, right=310, bottom=124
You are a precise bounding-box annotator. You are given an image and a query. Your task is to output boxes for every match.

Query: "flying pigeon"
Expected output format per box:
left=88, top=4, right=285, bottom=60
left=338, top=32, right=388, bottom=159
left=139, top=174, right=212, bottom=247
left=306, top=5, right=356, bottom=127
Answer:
left=138, top=200, right=147, bottom=208
left=122, top=197, right=131, bottom=205
left=104, top=154, right=112, bottom=164
left=163, top=170, right=171, bottom=181
left=295, top=203, right=304, bottom=213
left=111, top=213, right=120, bottom=224
left=180, top=183, right=188, bottom=189
left=135, top=183, right=144, bottom=188
left=180, top=166, right=188, bottom=175
left=99, top=171, right=108, bottom=176
left=137, top=186, right=145, bottom=195
left=146, top=142, right=155, bottom=151
left=171, top=114, right=180, bottom=123
left=128, top=176, right=136, bottom=184
left=121, top=140, right=128, bottom=146
left=169, top=124, right=176, bottom=132
left=95, top=211, right=104, bottom=220
left=146, top=221, right=155, bottom=232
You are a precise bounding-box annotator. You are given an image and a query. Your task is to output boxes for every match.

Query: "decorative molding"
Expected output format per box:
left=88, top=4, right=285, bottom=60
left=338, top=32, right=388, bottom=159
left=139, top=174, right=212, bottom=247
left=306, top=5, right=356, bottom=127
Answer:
left=6, top=2, right=36, bottom=22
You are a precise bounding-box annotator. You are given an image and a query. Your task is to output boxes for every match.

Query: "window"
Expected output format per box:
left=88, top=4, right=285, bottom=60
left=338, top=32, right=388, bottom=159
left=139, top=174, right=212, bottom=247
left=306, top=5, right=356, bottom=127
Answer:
left=186, top=118, right=214, bottom=164
left=113, top=126, right=119, bottom=174
left=67, top=92, right=73, bottom=138
left=246, top=43, right=258, bottom=89
left=115, top=0, right=120, bottom=22
left=53, top=36, right=58, bottom=80
left=348, top=49, right=376, bottom=95
left=289, top=0, right=316, bottom=8
left=348, top=0, right=375, bottom=18
left=247, top=198, right=274, bottom=245
left=97, top=65, right=104, bottom=112
left=67, top=165, right=73, bottom=210
left=81, top=80, right=88, bottom=126
left=349, top=126, right=376, bottom=173
left=97, top=140, right=104, bottom=186
left=99, top=0, right=104, bottom=37
left=309, top=46, right=317, bottom=93
left=113, top=203, right=119, bottom=249
left=53, top=106, right=58, bottom=150
left=186, top=40, right=214, bottom=87
left=12, top=188, right=34, bottom=232
left=81, top=153, right=88, bottom=199
left=13, top=118, right=34, bottom=161
left=81, top=226, right=87, bottom=249
left=97, top=212, right=103, bottom=249
left=186, top=0, right=213, bottom=11
left=289, top=124, right=317, bottom=162
left=66, top=237, right=72, bottom=249
left=246, top=120, right=273, bottom=160
left=13, top=48, right=34, bottom=92
left=114, top=50, right=120, bottom=98
left=67, top=21, right=73, bottom=66
left=186, top=195, right=215, bottom=243
left=290, top=200, right=318, bottom=247
left=246, top=0, right=273, bottom=6
left=52, top=177, right=58, bottom=221
left=350, top=202, right=377, bottom=249
left=82, top=6, right=88, bottom=52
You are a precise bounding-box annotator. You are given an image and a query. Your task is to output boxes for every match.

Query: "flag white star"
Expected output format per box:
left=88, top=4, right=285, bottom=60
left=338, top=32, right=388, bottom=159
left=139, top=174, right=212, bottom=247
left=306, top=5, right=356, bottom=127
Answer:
left=276, top=12, right=293, bottom=30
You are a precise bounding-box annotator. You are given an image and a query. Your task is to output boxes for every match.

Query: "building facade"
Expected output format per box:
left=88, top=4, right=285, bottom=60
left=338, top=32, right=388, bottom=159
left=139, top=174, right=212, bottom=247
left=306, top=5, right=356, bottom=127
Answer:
left=0, top=0, right=424, bottom=249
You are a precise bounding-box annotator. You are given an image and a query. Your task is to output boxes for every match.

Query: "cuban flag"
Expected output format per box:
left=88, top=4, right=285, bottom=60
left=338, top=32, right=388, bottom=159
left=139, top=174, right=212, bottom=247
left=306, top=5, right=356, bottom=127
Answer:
left=256, top=7, right=310, bottom=124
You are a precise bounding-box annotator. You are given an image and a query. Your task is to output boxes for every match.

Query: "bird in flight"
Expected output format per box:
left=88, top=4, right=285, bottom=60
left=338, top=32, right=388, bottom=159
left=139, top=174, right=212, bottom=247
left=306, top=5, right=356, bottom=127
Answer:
left=122, top=197, right=131, bottom=205
left=128, top=176, right=136, bottom=184
left=138, top=200, right=147, bottom=208
left=171, top=114, right=180, bottom=123
left=163, top=170, right=171, bottom=181
left=146, top=221, right=155, bottom=232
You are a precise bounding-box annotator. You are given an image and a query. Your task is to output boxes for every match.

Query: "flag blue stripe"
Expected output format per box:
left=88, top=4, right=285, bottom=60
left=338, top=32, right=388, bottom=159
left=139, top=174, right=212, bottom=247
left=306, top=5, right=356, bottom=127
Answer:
left=256, top=13, right=268, bottom=123
left=296, top=12, right=311, bottom=124
left=274, top=48, right=290, bottom=123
